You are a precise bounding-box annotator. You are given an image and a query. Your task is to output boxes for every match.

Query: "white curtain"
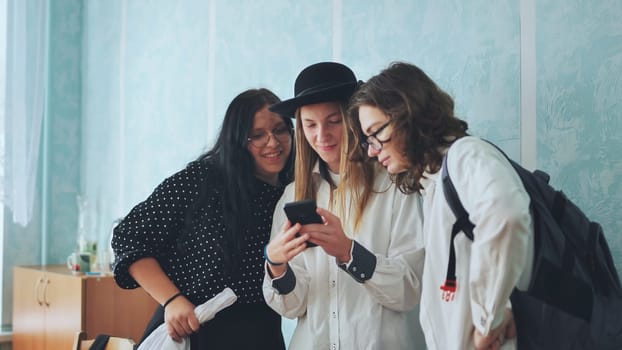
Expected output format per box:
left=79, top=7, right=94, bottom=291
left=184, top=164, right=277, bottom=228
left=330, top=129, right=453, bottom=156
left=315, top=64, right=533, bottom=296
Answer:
left=0, top=0, right=6, bottom=205
left=4, top=0, right=48, bottom=226
left=0, top=0, right=6, bottom=322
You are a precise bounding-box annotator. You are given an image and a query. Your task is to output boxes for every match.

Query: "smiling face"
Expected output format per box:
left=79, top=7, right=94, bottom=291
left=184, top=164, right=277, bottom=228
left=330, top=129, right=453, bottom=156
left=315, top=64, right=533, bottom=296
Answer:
left=247, top=105, right=292, bottom=185
left=299, top=102, right=343, bottom=173
left=357, top=104, right=410, bottom=174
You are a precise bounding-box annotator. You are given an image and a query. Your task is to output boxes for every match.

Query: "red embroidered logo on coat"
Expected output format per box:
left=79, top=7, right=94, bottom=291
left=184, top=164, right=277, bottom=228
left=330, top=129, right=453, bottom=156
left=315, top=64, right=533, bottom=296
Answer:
left=440, top=279, right=456, bottom=302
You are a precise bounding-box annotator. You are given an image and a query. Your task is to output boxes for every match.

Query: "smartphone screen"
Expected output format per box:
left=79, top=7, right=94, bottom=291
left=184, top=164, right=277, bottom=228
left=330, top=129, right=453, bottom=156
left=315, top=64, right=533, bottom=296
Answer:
left=283, top=199, right=321, bottom=247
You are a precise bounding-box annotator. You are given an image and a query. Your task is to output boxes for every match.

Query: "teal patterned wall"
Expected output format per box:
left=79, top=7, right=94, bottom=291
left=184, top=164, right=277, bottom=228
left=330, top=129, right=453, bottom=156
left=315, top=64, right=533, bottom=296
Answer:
left=3, top=0, right=621, bottom=340
left=46, top=0, right=82, bottom=265
left=536, top=0, right=622, bottom=264
left=343, top=0, right=521, bottom=150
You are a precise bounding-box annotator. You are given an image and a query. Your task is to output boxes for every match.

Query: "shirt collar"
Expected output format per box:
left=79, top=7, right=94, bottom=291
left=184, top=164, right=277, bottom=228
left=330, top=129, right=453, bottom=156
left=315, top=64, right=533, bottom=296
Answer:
left=312, top=161, right=340, bottom=185
left=419, top=145, right=450, bottom=190
left=312, top=162, right=321, bottom=175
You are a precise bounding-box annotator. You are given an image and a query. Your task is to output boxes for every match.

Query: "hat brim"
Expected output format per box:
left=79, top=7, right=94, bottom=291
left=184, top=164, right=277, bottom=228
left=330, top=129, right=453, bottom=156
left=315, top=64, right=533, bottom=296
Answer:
left=270, top=81, right=357, bottom=118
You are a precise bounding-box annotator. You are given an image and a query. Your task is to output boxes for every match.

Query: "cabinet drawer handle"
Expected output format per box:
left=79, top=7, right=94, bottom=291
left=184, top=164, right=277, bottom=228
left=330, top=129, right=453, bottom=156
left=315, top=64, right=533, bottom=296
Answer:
left=42, top=278, right=50, bottom=307
left=34, top=277, right=44, bottom=306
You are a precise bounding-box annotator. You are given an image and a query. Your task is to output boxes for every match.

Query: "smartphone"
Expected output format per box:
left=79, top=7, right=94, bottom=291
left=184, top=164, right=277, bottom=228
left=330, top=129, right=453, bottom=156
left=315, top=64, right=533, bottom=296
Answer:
left=283, top=199, right=322, bottom=247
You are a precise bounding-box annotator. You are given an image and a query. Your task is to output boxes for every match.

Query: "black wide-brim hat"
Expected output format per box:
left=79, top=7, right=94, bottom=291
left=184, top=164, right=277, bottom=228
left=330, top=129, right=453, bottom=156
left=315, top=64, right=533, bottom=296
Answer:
left=270, top=62, right=358, bottom=118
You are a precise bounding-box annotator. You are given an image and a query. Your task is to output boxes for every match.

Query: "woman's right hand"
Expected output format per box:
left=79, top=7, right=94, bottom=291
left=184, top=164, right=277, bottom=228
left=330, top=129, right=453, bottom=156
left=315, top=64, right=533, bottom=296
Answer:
left=473, top=308, right=516, bottom=350
left=265, top=221, right=308, bottom=276
left=164, top=295, right=200, bottom=342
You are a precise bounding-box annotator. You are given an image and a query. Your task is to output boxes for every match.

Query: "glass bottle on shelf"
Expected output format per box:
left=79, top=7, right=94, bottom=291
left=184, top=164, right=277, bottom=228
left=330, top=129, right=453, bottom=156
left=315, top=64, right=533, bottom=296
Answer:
left=76, top=194, right=97, bottom=270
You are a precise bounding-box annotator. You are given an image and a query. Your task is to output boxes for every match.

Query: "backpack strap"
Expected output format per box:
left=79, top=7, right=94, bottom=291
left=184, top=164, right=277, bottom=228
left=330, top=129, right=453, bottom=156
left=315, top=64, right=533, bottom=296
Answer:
left=441, top=154, right=474, bottom=240
left=440, top=154, right=475, bottom=300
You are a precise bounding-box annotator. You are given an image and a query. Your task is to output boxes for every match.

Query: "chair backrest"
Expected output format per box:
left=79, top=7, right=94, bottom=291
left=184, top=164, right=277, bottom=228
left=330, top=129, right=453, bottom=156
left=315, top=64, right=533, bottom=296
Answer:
left=73, top=331, right=136, bottom=350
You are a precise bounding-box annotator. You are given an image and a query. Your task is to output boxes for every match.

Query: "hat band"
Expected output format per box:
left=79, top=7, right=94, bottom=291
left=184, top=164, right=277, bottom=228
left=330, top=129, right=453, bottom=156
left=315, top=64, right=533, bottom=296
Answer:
left=296, top=81, right=351, bottom=97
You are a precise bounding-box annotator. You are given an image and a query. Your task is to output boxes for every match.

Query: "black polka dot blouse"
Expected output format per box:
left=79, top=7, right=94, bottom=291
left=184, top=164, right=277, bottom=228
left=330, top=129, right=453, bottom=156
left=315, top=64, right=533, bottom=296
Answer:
left=112, top=160, right=285, bottom=306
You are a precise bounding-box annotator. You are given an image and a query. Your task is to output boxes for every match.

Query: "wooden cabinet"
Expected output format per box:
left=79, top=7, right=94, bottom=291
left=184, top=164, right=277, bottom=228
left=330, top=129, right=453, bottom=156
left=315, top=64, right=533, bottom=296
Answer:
left=12, top=265, right=158, bottom=350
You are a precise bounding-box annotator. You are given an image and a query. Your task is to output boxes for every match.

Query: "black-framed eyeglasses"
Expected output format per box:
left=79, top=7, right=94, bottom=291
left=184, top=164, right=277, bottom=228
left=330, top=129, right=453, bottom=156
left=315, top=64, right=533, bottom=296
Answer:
left=360, top=120, right=392, bottom=151
left=247, top=125, right=292, bottom=148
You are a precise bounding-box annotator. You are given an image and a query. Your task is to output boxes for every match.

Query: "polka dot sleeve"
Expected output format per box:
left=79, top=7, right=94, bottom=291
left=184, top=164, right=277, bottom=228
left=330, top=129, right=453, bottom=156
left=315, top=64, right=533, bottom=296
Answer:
left=112, top=161, right=205, bottom=289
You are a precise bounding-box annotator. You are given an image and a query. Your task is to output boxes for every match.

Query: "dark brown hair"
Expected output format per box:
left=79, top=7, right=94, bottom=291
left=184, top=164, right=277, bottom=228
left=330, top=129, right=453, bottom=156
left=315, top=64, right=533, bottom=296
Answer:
left=189, top=88, right=294, bottom=271
left=348, top=62, right=468, bottom=194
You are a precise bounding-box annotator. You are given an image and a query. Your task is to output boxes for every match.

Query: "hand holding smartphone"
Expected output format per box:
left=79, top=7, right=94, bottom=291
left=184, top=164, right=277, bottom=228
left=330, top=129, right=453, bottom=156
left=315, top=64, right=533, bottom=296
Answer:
left=283, top=199, right=322, bottom=247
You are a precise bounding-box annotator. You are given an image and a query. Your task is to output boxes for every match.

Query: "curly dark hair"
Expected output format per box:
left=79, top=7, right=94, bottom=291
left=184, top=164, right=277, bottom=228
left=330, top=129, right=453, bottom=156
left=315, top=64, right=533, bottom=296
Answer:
left=348, top=62, right=468, bottom=194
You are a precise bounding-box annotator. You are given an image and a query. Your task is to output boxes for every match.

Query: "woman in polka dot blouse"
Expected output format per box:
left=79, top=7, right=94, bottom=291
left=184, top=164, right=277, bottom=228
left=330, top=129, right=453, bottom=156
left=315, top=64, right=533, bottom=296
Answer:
left=112, top=88, right=294, bottom=349
left=262, top=62, right=426, bottom=350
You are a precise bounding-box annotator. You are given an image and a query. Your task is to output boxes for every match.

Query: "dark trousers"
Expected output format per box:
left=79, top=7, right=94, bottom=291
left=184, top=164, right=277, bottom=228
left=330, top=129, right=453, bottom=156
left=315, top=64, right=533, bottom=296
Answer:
left=139, top=302, right=285, bottom=350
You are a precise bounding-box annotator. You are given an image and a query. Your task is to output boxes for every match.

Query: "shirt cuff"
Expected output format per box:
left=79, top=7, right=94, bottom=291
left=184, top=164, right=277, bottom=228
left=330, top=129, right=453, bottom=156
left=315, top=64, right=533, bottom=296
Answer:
left=270, top=263, right=296, bottom=294
left=471, top=301, right=506, bottom=335
left=337, top=240, right=376, bottom=283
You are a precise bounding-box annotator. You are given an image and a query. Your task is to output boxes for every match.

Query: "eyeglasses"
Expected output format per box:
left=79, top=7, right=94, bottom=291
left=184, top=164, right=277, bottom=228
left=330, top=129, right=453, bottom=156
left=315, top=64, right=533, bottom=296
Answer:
left=247, top=125, right=292, bottom=148
left=360, top=120, right=392, bottom=151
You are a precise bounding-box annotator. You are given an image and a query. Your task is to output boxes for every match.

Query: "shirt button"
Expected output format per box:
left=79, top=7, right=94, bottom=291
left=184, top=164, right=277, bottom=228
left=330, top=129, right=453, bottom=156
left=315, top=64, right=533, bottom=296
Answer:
left=360, top=273, right=365, bottom=279
left=352, top=266, right=357, bottom=272
left=331, top=344, right=336, bottom=350
left=331, top=280, right=336, bottom=287
left=332, top=311, right=336, bottom=318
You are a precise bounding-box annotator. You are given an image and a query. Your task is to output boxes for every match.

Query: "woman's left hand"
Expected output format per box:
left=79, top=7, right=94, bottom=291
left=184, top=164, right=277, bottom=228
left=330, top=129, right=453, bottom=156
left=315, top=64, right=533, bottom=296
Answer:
left=473, top=308, right=516, bottom=350
left=301, top=207, right=352, bottom=263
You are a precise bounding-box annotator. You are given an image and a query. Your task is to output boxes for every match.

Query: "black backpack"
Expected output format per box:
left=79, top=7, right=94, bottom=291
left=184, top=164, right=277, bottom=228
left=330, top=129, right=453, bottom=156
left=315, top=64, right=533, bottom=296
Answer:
left=441, top=141, right=622, bottom=350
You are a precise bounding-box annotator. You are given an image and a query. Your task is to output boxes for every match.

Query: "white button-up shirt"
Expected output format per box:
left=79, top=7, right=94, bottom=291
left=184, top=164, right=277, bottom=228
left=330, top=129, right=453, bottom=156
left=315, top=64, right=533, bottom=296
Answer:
left=419, top=137, right=534, bottom=350
left=263, top=166, right=426, bottom=350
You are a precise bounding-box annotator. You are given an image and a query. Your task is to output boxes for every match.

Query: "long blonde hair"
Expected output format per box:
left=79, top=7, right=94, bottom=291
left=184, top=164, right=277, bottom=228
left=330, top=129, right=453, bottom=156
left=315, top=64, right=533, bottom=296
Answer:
left=293, top=104, right=378, bottom=231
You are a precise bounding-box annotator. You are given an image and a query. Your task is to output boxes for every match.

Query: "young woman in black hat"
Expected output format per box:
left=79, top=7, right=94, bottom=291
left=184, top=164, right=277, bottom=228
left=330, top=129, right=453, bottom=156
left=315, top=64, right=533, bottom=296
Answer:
left=262, top=62, right=426, bottom=349
left=112, top=88, right=293, bottom=349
